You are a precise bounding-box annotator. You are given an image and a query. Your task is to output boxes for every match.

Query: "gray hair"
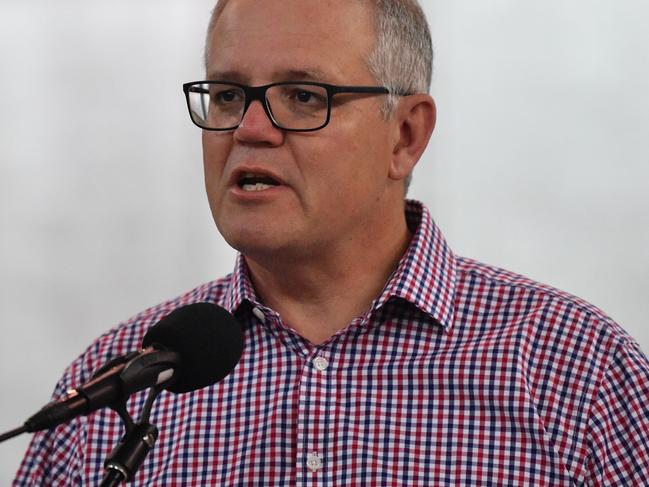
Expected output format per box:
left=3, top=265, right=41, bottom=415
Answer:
left=204, top=0, right=432, bottom=117
left=368, top=0, right=433, bottom=118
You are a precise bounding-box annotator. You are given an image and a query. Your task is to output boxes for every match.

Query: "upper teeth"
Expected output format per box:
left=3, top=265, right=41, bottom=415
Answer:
left=243, top=172, right=269, bottom=179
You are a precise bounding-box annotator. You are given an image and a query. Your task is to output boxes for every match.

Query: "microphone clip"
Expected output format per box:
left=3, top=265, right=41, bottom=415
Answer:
left=102, top=421, right=159, bottom=486
left=99, top=348, right=179, bottom=487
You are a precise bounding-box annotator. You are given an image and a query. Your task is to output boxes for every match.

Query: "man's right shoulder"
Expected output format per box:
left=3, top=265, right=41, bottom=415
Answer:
left=55, top=275, right=236, bottom=395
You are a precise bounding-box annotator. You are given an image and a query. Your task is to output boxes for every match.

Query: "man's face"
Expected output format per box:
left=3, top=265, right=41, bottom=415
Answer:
left=203, top=0, right=398, bottom=261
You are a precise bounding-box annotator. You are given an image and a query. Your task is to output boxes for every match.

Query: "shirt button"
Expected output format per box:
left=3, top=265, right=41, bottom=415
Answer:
left=306, top=452, right=323, bottom=472
left=252, top=307, right=266, bottom=324
left=313, top=356, right=329, bottom=371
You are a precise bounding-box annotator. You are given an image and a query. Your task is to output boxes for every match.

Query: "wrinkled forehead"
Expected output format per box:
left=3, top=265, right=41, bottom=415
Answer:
left=205, top=0, right=377, bottom=82
left=205, top=1, right=377, bottom=84
left=208, top=0, right=372, bottom=35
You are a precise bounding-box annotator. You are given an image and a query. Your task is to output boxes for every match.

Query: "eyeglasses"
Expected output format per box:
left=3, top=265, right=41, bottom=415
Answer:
left=182, top=80, right=401, bottom=132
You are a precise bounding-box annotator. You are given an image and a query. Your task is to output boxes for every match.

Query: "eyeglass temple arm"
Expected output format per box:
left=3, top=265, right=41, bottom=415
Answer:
left=329, top=86, right=411, bottom=96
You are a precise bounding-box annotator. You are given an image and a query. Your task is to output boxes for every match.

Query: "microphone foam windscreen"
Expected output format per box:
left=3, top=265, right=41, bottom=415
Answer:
left=142, top=302, right=243, bottom=393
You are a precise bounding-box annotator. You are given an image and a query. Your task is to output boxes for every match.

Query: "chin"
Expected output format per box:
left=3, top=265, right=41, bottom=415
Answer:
left=213, top=205, right=313, bottom=260
left=219, top=224, right=288, bottom=256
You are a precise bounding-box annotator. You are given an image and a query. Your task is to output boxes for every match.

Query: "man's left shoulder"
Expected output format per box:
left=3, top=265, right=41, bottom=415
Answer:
left=452, top=257, right=649, bottom=483
left=453, top=256, right=638, bottom=354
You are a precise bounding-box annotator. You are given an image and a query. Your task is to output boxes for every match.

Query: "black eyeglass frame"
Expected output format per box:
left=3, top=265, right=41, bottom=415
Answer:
left=182, top=80, right=406, bottom=132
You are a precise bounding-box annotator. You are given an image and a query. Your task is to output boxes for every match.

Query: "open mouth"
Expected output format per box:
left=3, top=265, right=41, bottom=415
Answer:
left=237, top=172, right=281, bottom=192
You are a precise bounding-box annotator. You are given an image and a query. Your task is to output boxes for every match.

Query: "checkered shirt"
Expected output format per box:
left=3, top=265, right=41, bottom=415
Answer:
left=14, top=200, right=649, bottom=486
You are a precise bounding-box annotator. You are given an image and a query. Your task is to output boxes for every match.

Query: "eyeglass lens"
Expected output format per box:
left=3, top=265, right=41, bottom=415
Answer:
left=187, top=83, right=329, bottom=130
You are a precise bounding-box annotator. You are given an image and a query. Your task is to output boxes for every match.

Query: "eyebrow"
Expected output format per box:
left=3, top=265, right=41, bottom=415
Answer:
left=281, top=69, right=330, bottom=82
left=206, top=68, right=331, bottom=84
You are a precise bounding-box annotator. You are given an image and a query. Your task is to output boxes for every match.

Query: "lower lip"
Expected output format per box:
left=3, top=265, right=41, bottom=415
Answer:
left=229, top=184, right=289, bottom=201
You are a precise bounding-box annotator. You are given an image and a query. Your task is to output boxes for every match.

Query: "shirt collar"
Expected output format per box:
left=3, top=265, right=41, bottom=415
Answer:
left=376, top=199, right=457, bottom=330
left=223, top=254, right=257, bottom=314
left=223, top=199, right=457, bottom=330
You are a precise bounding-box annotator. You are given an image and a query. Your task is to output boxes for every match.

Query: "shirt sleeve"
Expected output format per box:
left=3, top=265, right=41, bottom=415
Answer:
left=585, top=339, right=649, bottom=485
left=13, top=367, right=86, bottom=485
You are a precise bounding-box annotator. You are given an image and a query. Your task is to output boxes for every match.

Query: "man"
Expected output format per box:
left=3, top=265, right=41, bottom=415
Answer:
left=15, top=0, right=649, bottom=485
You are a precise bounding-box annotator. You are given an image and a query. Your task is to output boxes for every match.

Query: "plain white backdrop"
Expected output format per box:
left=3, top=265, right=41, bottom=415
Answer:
left=1, top=0, right=648, bottom=482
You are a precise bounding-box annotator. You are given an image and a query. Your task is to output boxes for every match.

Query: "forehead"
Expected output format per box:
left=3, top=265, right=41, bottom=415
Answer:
left=206, top=0, right=376, bottom=83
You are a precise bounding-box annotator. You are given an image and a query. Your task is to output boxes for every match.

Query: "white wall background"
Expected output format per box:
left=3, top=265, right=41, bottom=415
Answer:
left=1, top=0, right=647, bottom=482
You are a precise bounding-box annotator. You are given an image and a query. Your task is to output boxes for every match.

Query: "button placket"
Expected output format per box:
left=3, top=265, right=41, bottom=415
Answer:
left=295, top=348, right=333, bottom=484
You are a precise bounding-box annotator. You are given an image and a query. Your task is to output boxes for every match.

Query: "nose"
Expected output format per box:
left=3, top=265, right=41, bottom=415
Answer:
left=233, top=100, right=284, bottom=146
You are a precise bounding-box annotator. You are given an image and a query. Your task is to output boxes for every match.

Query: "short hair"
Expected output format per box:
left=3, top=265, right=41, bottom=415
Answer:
left=204, top=0, right=433, bottom=118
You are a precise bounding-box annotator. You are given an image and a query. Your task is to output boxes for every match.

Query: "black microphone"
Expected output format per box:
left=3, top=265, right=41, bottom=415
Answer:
left=7, top=302, right=243, bottom=438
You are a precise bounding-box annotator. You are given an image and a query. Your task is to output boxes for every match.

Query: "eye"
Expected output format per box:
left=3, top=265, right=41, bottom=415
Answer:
left=215, top=91, right=235, bottom=102
left=272, top=84, right=328, bottom=114
left=296, top=90, right=314, bottom=103
left=211, top=89, right=243, bottom=105
left=287, top=88, right=327, bottom=107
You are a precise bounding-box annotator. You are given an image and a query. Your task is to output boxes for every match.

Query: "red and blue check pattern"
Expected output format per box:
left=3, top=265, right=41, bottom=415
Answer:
left=15, top=200, right=649, bottom=485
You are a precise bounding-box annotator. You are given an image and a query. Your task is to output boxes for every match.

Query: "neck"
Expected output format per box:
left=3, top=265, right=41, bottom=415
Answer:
left=245, top=201, right=412, bottom=345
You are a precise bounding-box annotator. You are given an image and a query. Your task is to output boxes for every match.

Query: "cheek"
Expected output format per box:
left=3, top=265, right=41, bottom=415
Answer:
left=202, top=133, right=229, bottom=184
left=314, top=120, right=389, bottom=185
left=297, top=138, right=385, bottom=216
left=201, top=135, right=234, bottom=220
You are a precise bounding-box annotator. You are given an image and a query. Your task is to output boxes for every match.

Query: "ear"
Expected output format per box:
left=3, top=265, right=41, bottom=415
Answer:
left=388, top=94, right=436, bottom=181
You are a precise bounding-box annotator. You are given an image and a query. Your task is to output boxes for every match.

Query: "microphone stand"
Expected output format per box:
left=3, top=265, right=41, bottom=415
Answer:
left=99, top=385, right=162, bottom=487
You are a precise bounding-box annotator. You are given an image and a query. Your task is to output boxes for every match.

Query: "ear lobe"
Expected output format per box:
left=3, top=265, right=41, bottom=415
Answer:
left=389, top=94, right=436, bottom=181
